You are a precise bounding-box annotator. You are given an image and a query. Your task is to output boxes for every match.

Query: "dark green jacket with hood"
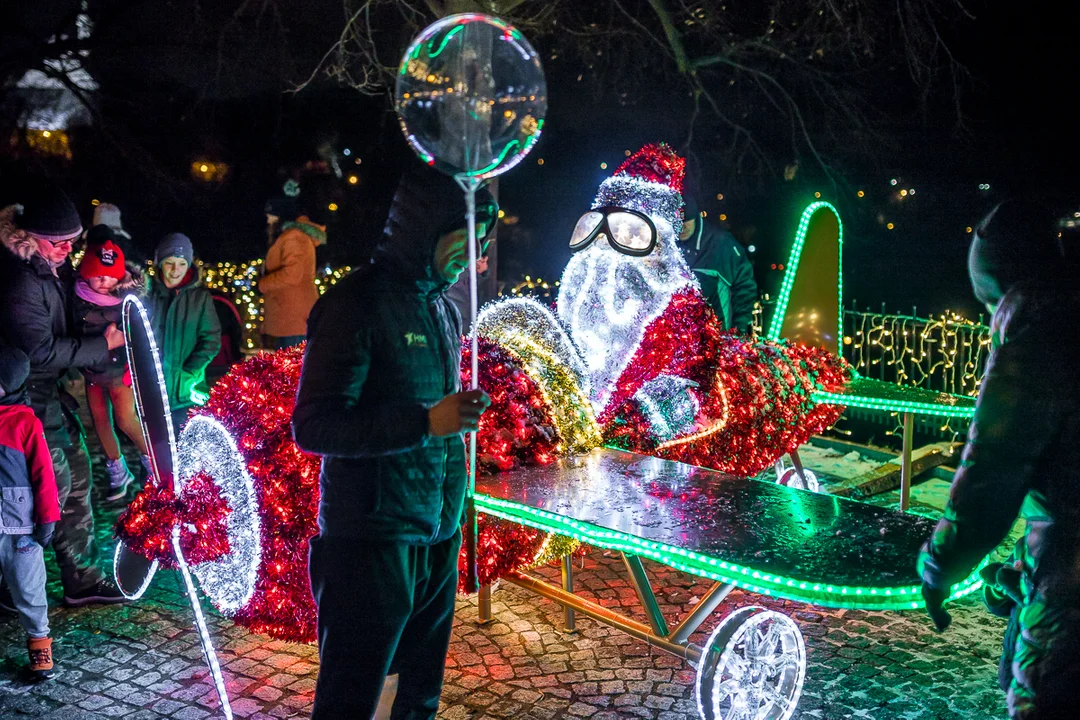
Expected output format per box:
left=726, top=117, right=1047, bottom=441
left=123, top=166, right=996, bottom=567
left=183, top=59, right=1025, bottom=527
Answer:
left=292, top=164, right=495, bottom=544
left=146, top=267, right=221, bottom=413
left=680, top=219, right=757, bottom=333
left=919, top=201, right=1080, bottom=716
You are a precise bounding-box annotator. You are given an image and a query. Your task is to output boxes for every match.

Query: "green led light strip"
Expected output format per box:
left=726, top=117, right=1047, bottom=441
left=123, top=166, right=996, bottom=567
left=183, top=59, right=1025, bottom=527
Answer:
left=766, top=201, right=843, bottom=344
left=475, top=494, right=984, bottom=611
left=812, top=390, right=976, bottom=419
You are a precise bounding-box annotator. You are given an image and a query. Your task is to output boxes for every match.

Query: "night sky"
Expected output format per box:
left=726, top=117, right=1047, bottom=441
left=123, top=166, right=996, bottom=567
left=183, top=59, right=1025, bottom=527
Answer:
left=2, top=2, right=1077, bottom=322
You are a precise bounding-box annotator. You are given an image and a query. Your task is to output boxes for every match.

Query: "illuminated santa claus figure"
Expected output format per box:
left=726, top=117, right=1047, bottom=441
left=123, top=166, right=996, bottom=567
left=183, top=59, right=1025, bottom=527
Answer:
left=557, top=144, right=720, bottom=443
left=478, top=142, right=849, bottom=473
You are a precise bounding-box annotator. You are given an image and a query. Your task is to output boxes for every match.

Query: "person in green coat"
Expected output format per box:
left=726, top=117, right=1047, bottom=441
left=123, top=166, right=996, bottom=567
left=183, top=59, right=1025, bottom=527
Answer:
left=146, top=233, right=221, bottom=431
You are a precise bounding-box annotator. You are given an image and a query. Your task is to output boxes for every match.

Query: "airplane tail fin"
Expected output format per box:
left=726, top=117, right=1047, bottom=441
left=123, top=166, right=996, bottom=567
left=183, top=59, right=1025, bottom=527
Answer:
left=764, top=202, right=843, bottom=355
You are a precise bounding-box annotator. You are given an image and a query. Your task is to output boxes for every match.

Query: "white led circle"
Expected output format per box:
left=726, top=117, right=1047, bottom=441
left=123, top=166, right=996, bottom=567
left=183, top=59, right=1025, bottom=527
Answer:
left=696, top=606, right=806, bottom=720
left=178, top=415, right=262, bottom=614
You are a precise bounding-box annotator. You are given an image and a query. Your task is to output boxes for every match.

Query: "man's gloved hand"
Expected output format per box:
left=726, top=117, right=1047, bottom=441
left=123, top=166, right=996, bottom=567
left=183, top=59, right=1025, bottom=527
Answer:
left=995, top=563, right=1024, bottom=605
left=32, top=522, right=56, bottom=548
left=921, top=582, right=952, bottom=632
left=979, top=560, right=1025, bottom=619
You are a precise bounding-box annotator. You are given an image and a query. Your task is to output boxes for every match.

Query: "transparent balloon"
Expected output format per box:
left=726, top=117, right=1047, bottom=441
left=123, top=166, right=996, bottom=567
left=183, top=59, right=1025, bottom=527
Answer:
left=395, top=13, right=547, bottom=180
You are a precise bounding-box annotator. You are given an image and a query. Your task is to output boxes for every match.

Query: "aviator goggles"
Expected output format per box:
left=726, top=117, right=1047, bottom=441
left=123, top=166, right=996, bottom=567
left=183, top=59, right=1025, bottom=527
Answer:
left=568, top=206, right=657, bottom=257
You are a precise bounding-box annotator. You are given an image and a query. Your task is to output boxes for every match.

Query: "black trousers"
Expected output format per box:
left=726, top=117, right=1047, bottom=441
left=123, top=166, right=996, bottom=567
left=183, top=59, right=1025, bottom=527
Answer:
left=309, top=530, right=460, bottom=720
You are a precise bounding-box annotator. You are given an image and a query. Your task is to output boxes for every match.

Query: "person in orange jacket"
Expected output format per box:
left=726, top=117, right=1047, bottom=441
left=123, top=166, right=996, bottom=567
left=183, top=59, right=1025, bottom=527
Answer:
left=260, top=190, right=326, bottom=350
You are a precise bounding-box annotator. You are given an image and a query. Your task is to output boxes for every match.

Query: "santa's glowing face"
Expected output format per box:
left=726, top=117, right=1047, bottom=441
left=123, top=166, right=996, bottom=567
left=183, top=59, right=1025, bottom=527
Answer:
left=557, top=202, right=695, bottom=413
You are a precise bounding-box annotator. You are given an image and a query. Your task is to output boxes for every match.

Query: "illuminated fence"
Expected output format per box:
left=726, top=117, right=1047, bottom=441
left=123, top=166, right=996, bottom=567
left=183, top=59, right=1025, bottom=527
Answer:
left=838, top=308, right=991, bottom=440
left=842, top=308, right=991, bottom=398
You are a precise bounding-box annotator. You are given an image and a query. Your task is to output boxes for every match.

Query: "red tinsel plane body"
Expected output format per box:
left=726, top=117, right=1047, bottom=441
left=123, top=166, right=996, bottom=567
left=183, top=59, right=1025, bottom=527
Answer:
left=599, top=288, right=849, bottom=477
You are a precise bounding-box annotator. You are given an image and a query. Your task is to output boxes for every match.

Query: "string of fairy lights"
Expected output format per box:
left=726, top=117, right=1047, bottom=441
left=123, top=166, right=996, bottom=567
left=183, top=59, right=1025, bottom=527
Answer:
left=844, top=310, right=991, bottom=398
left=197, top=261, right=354, bottom=349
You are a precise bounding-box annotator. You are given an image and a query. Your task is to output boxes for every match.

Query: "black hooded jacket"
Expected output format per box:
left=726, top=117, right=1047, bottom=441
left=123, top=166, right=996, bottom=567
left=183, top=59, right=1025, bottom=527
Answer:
left=919, top=279, right=1080, bottom=589
left=919, top=203, right=1080, bottom=712
left=292, top=165, right=493, bottom=544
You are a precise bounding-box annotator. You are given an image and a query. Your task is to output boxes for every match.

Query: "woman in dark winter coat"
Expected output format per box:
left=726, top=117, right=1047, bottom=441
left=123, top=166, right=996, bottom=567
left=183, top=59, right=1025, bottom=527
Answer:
left=919, top=200, right=1080, bottom=719
left=145, top=233, right=221, bottom=431
left=73, top=236, right=150, bottom=501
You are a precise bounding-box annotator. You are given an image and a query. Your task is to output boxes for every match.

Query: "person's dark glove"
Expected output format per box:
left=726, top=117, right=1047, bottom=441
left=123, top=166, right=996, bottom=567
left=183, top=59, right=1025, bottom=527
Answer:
left=995, top=564, right=1024, bottom=605
left=980, top=562, right=1013, bottom=617
left=979, top=560, right=1025, bottom=619
left=32, top=522, right=55, bottom=548
left=921, top=583, right=952, bottom=632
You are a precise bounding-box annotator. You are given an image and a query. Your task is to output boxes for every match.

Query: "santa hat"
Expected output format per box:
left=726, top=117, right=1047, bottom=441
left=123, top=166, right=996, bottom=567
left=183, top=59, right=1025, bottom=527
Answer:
left=592, top=143, right=686, bottom=232
left=80, top=239, right=127, bottom=281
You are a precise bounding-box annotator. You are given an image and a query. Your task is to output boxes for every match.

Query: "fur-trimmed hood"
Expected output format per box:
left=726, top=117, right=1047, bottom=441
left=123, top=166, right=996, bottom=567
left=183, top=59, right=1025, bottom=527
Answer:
left=0, top=205, right=40, bottom=262
left=117, top=261, right=148, bottom=297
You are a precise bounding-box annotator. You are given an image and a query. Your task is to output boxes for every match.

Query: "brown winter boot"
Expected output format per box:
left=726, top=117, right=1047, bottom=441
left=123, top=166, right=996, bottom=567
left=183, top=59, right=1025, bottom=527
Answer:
left=28, top=637, right=53, bottom=680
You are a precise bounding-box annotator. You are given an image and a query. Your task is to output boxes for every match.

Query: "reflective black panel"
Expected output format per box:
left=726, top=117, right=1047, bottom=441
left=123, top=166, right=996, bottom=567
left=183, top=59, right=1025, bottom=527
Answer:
left=476, top=449, right=933, bottom=587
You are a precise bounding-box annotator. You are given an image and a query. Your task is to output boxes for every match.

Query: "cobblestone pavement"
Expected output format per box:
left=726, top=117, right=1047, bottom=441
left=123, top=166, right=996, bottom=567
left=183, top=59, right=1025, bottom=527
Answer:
left=0, top=403, right=1008, bottom=719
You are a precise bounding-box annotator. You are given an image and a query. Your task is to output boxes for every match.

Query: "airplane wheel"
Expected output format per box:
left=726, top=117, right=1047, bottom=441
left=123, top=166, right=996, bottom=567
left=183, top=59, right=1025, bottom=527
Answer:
left=695, top=606, right=806, bottom=720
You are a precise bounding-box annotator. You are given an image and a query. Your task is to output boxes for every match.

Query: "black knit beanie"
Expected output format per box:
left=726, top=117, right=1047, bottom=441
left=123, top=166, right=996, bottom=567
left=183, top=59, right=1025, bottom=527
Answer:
left=0, top=344, right=30, bottom=399
left=681, top=194, right=699, bottom=222
left=15, top=182, right=83, bottom=241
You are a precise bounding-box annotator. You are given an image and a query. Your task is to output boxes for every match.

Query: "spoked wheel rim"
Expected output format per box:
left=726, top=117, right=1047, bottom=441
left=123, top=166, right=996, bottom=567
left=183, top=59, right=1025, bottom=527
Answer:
left=696, top=606, right=806, bottom=720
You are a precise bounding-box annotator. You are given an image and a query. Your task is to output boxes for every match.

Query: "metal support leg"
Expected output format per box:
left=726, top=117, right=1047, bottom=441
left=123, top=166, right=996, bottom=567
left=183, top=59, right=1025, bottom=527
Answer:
left=622, top=554, right=669, bottom=637
left=667, top=582, right=734, bottom=645
left=504, top=571, right=702, bottom=663
left=900, top=412, right=914, bottom=512
left=477, top=584, right=493, bottom=625
left=561, top=555, right=577, bottom=633
left=789, top=450, right=807, bottom=484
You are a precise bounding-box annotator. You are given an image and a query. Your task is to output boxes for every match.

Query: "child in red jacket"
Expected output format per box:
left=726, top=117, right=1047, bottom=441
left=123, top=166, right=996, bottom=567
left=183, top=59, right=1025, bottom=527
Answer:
left=0, top=343, right=61, bottom=680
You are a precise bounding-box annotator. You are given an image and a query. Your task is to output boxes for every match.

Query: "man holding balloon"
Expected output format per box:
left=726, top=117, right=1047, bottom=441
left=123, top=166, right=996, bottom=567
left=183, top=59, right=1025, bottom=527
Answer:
left=293, top=164, right=496, bottom=717
left=294, top=12, right=544, bottom=718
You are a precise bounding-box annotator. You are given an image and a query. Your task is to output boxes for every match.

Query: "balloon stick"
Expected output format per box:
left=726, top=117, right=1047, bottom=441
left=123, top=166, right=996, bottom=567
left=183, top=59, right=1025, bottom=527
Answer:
left=457, top=174, right=481, bottom=595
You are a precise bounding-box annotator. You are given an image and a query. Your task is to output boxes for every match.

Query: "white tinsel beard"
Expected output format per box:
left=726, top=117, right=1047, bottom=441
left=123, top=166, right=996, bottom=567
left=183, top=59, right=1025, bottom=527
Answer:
left=556, top=220, right=696, bottom=414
